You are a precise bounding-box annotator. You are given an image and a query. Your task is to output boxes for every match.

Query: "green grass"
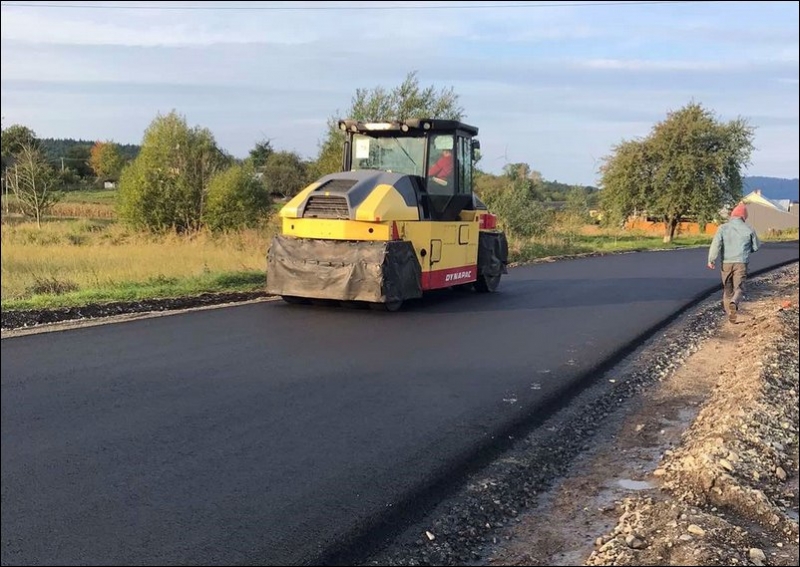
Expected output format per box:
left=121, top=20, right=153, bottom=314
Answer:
left=0, top=216, right=115, bottom=228
left=54, top=190, right=118, bottom=218
left=1, top=219, right=278, bottom=310
left=509, top=232, right=714, bottom=263
left=762, top=227, right=798, bottom=241
left=2, top=190, right=118, bottom=219
left=2, top=270, right=266, bottom=311
left=61, top=189, right=118, bottom=205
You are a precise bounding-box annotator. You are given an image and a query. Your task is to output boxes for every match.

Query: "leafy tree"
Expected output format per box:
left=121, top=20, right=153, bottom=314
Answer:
left=203, top=163, right=270, bottom=231
left=64, top=144, right=94, bottom=179
left=57, top=167, right=82, bottom=188
left=566, top=186, right=591, bottom=220
left=539, top=179, right=598, bottom=202
left=503, top=163, right=543, bottom=188
left=248, top=139, right=274, bottom=170
left=599, top=102, right=755, bottom=242
left=560, top=186, right=593, bottom=240
left=89, top=141, right=125, bottom=181
left=116, top=143, right=141, bottom=162
left=262, top=151, right=309, bottom=198
left=37, top=138, right=90, bottom=168
left=475, top=164, right=555, bottom=238
left=491, top=164, right=553, bottom=239
left=493, top=185, right=552, bottom=240
left=117, top=110, right=231, bottom=232
left=33, top=137, right=137, bottom=176
left=474, top=169, right=508, bottom=210
left=311, top=129, right=347, bottom=182
left=311, top=71, right=465, bottom=178
left=6, top=143, right=61, bottom=228
left=2, top=124, right=38, bottom=171
left=598, top=139, right=650, bottom=229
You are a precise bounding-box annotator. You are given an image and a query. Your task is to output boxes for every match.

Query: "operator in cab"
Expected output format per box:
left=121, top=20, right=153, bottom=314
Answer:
left=427, top=135, right=454, bottom=189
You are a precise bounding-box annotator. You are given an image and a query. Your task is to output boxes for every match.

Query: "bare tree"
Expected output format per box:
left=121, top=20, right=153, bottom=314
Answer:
left=8, top=143, right=61, bottom=228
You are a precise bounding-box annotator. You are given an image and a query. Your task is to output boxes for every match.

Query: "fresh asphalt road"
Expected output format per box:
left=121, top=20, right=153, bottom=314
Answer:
left=2, top=243, right=797, bottom=566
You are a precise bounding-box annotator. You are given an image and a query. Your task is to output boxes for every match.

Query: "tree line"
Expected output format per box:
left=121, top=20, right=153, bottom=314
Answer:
left=1, top=71, right=755, bottom=239
left=38, top=137, right=140, bottom=175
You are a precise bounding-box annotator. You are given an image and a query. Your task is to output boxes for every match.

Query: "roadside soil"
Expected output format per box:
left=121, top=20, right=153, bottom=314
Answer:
left=361, top=263, right=798, bottom=567
left=478, top=263, right=800, bottom=567
left=0, top=290, right=269, bottom=332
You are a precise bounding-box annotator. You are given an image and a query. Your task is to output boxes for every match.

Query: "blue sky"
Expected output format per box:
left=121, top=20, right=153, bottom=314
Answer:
left=1, top=0, right=798, bottom=186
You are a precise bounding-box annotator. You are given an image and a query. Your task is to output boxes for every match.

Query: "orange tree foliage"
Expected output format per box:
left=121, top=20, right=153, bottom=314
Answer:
left=89, top=141, right=125, bottom=181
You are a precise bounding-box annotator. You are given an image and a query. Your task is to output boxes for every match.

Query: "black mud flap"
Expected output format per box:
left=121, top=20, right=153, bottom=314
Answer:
left=266, top=235, right=422, bottom=303
left=477, top=231, right=509, bottom=277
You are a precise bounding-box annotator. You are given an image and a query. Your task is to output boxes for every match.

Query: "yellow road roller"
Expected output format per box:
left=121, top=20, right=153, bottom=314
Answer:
left=266, top=118, right=508, bottom=311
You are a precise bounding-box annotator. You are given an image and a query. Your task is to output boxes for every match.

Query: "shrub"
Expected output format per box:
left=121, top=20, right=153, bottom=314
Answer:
left=26, top=275, right=79, bottom=297
left=203, top=164, right=271, bottom=231
left=117, top=111, right=230, bottom=232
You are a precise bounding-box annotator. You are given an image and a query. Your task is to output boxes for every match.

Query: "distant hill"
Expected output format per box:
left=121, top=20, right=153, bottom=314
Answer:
left=743, top=176, right=799, bottom=202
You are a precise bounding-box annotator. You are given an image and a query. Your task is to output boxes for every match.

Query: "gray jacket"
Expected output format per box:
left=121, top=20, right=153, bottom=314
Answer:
left=707, top=217, right=760, bottom=265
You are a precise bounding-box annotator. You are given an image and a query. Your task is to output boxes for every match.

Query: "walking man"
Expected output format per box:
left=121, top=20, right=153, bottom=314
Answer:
left=707, top=203, right=760, bottom=323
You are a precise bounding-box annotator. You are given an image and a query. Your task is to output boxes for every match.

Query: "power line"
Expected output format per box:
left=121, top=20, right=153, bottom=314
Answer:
left=0, top=1, right=699, bottom=12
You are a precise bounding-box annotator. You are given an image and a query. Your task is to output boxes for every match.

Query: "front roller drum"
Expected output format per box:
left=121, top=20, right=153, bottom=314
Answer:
left=267, top=235, right=422, bottom=308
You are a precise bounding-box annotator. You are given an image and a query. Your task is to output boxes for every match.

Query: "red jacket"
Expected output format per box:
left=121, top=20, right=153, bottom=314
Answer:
left=429, top=153, right=453, bottom=178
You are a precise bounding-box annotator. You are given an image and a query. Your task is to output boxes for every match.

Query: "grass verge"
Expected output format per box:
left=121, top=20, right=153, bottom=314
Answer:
left=1, top=219, right=795, bottom=312
left=2, top=270, right=266, bottom=311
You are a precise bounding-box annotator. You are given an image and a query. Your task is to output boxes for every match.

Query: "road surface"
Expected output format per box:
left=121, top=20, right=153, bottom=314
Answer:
left=2, top=243, right=797, bottom=565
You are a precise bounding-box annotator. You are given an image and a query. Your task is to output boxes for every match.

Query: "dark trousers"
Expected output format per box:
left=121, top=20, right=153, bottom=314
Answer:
left=721, top=262, right=747, bottom=310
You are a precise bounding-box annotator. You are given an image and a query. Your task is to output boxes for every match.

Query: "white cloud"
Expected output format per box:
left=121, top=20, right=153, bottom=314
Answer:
left=1, top=0, right=797, bottom=185
left=0, top=7, right=317, bottom=46
left=580, top=58, right=746, bottom=73
left=0, top=2, right=490, bottom=47
left=777, top=46, right=800, bottom=62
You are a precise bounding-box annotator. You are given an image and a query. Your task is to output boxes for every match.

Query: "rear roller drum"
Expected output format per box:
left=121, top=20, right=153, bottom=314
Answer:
left=474, top=274, right=501, bottom=293
left=369, top=300, right=404, bottom=312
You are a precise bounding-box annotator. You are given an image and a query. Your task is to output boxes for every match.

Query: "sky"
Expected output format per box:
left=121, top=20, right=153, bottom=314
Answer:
left=1, top=0, right=798, bottom=187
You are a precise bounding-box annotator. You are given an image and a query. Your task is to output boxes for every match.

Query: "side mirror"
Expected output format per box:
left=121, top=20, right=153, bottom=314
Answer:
left=472, top=139, right=481, bottom=162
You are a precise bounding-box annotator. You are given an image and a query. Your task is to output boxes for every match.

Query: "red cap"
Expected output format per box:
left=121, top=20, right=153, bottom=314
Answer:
left=730, top=203, right=748, bottom=220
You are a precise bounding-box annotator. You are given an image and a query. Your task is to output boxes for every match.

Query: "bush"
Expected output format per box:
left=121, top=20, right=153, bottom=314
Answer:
left=117, top=111, right=230, bottom=233
left=203, top=164, right=271, bottom=231
left=26, top=275, right=79, bottom=297
left=262, top=151, right=310, bottom=198
left=493, top=185, right=554, bottom=239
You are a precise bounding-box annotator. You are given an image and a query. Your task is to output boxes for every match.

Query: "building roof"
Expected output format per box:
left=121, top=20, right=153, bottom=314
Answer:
left=742, top=190, right=791, bottom=212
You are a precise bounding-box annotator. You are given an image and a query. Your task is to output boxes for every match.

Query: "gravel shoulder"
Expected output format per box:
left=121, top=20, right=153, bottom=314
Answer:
left=488, top=263, right=799, bottom=567
left=359, top=263, right=799, bottom=566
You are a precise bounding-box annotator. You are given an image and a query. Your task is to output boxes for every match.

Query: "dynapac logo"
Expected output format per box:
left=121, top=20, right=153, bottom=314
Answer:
left=445, top=270, right=473, bottom=282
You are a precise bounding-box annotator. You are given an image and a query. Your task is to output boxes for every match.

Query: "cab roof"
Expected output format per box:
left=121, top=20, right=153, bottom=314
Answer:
left=338, top=118, right=479, bottom=137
